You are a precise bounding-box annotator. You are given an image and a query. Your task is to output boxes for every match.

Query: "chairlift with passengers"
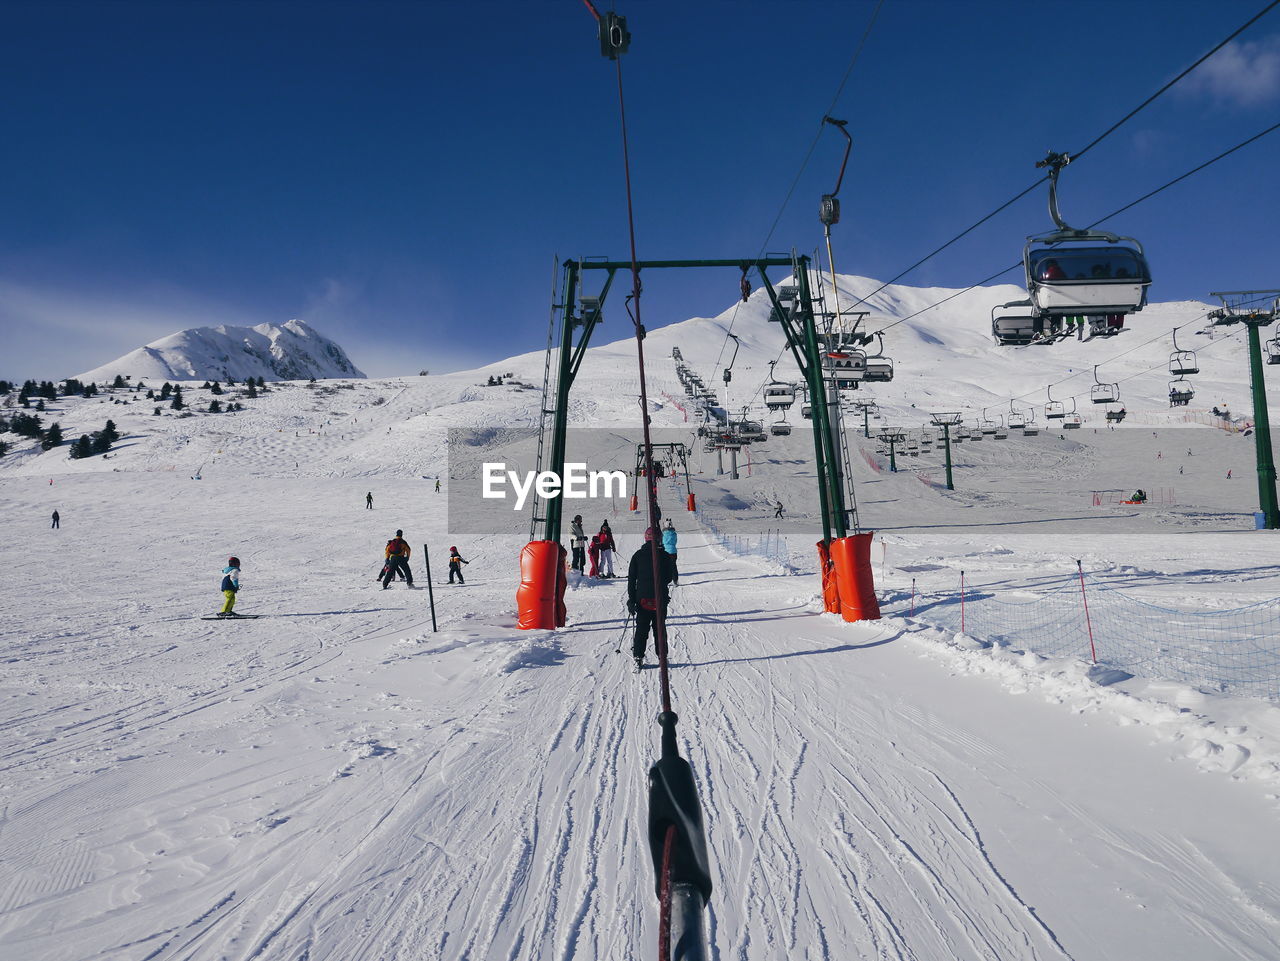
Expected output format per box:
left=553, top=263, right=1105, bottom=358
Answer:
left=763, top=362, right=797, bottom=410
left=1044, top=385, right=1065, bottom=420
left=1090, top=365, right=1120, bottom=404
left=1021, top=408, right=1040, bottom=435
left=1106, top=404, right=1127, bottom=423
left=1169, top=329, right=1200, bottom=376
left=1169, top=379, right=1195, bottom=407
left=1024, top=152, right=1151, bottom=321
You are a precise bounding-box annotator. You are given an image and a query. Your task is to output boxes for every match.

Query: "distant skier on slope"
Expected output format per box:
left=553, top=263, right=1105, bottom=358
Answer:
left=626, top=528, right=676, bottom=671
left=219, top=557, right=241, bottom=616
left=447, top=546, right=469, bottom=584
left=51, top=509, right=60, bottom=529
left=366, top=491, right=373, bottom=509
left=661, top=518, right=679, bottom=586
left=381, top=531, right=414, bottom=589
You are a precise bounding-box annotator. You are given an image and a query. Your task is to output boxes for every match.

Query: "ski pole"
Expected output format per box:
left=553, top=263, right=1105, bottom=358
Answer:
left=615, top=609, right=635, bottom=654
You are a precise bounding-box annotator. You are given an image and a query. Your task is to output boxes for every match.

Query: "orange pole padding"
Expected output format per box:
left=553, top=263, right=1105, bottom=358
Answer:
left=686, top=492, right=696, bottom=511
left=516, top=540, right=562, bottom=630
left=816, top=540, right=841, bottom=614
left=629, top=494, right=639, bottom=512
left=829, top=533, right=881, bottom=622
left=554, top=543, right=568, bottom=627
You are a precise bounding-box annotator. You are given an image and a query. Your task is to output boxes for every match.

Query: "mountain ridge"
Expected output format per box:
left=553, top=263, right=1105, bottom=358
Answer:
left=74, top=318, right=365, bottom=384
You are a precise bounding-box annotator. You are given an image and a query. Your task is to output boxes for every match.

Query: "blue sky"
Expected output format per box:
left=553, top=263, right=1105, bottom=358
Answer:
left=2, top=0, right=1278, bottom=381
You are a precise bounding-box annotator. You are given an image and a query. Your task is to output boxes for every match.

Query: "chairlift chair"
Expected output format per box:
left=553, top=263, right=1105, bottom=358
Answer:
left=1090, top=365, right=1120, bottom=404
left=1169, top=330, right=1200, bottom=376
left=1105, top=405, right=1127, bottom=423
left=770, top=421, right=791, bottom=436
left=1268, top=337, right=1280, bottom=366
left=1008, top=409, right=1027, bottom=430
left=1169, top=379, right=1195, bottom=407
left=763, top=383, right=796, bottom=411
left=1023, top=153, right=1151, bottom=319
left=991, top=300, right=1040, bottom=346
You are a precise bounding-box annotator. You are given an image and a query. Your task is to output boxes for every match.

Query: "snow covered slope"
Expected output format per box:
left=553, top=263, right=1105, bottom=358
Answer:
left=5, top=275, right=1280, bottom=961
left=74, top=318, right=365, bottom=384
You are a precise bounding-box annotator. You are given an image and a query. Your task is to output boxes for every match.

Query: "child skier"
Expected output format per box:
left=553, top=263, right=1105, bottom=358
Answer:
left=588, top=531, right=603, bottom=578
left=219, top=557, right=241, bottom=616
left=448, top=546, right=469, bottom=584
left=661, top=518, right=679, bottom=586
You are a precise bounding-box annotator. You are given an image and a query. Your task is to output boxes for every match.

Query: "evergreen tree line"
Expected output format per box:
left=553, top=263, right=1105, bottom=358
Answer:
left=68, top=420, right=121, bottom=459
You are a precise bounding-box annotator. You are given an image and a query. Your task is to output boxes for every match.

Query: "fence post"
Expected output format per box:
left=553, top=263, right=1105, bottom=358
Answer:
left=960, top=570, right=966, bottom=635
left=1075, top=560, right=1096, bottom=663
left=423, top=543, right=438, bottom=632
left=910, top=577, right=916, bottom=616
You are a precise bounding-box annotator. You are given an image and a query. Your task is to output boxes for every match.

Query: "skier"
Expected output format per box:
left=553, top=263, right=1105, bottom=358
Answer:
left=626, top=528, right=676, bottom=670
left=219, top=557, right=241, bottom=616
left=1228, top=469, right=1233, bottom=480
left=774, top=501, right=784, bottom=519
left=598, top=520, right=617, bottom=577
left=587, top=530, right=603, bottom=578
left=447, top=546, right=469, bottom=584
left=51, top=509, right=59, bottom=529
left=570, top=515, right=587, bottom=573
left=366, top=491, right=373, bottom=509
left=662, top=518, right=679, bottom=586
left=381, top=530, right=414, bottom=588
left=435, top=478, right=441, bottom=493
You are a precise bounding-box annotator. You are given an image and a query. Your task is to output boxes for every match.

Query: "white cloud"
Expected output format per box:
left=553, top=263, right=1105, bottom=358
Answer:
left=1180, top=36, right=1280, bottom=107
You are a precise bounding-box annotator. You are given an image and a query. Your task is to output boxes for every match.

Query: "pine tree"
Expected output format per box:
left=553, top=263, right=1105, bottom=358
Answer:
left=69, top=435, right=93, bottom=459
left=171, top=387, right=185, bottom=410
left=112, top=375, right=126, bottom=388
left=101, top=419, right=120, bottom=443
left=154, top=406, right=162, bottom=416
left=41, top=422, right=64, bottom=450
left=160, top=382, right=173, bottom=400
left=0, top=439, right=9, bottom=457
left=208, top=399, right=222, bottom=413
left=246, top=381, right=258, bottom=398
left=210, top=381, right=223, bottom=395
left=200, top=381, right=211, bottom=389
left=35, top=399, right=45, bottom=412
left=146, top=389, right=155, bottom=399
left=41, top=381, right=58, bottom=400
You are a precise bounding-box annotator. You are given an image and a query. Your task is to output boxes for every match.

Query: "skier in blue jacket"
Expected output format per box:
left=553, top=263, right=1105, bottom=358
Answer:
left=661, top=519, right=679, bottom=586
left=219, top=557, right=241, bottom=616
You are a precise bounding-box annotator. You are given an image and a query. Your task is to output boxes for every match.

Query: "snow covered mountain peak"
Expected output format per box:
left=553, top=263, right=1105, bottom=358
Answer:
left=74, top=318, right=365, bottom=384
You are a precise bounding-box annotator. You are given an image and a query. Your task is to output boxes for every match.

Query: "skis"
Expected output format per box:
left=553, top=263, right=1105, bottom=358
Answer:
left=200, top=613, right=263, bottom=620
left=633, top=659, right=644, bottom=673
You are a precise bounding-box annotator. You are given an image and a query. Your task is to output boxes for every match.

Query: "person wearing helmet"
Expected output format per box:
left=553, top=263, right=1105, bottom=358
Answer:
left=381, top=530, right=413, bottom=589
left=661, top=518, right=679, bottom=586
left=448, top=546, right=469, bottom=584
left=626, top=527, right=676, bottom=670
left=218, top=556, right=241, bottom=617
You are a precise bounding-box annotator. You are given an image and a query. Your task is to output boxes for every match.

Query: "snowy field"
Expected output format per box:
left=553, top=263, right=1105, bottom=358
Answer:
left=4, top=276, right=1280, bottom=960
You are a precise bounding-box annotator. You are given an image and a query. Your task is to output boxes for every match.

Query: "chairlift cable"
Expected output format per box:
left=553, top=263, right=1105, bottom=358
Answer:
left=845, top=1, right=1279, bottom=316
left=710, top=0, right=886, bottom=375
left=871, top=119, right=1280, bottom=340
